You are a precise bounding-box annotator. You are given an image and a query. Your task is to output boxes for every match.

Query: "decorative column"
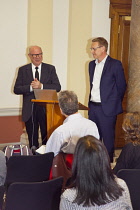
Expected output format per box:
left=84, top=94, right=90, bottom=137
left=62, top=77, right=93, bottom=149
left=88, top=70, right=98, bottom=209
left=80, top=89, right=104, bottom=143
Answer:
left=127, top=0, right=140, bottom=111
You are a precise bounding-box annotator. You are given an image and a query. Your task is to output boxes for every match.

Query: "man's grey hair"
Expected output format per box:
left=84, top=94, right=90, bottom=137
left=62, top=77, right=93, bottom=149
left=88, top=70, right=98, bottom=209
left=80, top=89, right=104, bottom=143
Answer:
left=58, top=90, right=79, bottom=115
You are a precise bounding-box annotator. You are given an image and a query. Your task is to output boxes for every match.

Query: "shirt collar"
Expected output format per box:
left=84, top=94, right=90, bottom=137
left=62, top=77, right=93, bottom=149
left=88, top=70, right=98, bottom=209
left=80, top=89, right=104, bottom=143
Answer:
left=32, top=63, right=42, bottom=71
left=95, top=55, right=108, bottom=65
left=63, top=113, right=82, bottom=124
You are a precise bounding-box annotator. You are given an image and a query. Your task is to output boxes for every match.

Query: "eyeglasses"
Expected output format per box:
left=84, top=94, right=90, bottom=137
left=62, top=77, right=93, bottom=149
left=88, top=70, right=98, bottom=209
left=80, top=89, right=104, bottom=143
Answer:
left=30, top=53, right=43, bottom=58
left=90, top=46, right=103, bottom=51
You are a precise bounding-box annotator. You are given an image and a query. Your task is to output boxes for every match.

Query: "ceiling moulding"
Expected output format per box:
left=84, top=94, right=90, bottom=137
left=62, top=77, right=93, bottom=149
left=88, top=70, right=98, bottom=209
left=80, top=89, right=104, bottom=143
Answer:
left=110, top=0, right=132, bottom=5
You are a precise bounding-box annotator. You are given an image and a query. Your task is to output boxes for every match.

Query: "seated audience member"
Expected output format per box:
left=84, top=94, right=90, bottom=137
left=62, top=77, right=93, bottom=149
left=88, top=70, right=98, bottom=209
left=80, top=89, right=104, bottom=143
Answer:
left=60, top=135, right=132, bottom=210
left=114, top=112, right=140, bottom=174
left=45, top=90, right=99, bottom=156
left=0, top=150, right=6, bottom=186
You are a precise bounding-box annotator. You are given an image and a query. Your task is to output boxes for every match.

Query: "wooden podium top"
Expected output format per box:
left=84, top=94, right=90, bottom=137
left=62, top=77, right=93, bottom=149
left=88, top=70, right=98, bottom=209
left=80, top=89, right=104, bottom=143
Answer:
left=31, top=99, right=89, bottom=110
left=32, top=89, right=89, bottom=110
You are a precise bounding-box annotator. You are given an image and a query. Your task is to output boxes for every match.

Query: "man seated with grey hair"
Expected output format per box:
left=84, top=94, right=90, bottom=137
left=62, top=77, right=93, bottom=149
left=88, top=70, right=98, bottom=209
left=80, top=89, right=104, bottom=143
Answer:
left=45, top=90, right=99, bottom=156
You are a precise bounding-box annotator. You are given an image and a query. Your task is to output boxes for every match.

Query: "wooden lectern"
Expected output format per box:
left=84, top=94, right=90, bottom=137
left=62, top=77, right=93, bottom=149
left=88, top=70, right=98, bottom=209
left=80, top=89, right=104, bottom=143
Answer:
left=32, top=89, right=88, bottom=139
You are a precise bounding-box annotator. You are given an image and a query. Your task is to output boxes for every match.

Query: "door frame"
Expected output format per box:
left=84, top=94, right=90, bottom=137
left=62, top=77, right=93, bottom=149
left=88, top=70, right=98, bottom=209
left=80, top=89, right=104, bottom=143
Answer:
left=109, top=0, right=131, bottom=147
left=109, top=0, right=131, bottom=59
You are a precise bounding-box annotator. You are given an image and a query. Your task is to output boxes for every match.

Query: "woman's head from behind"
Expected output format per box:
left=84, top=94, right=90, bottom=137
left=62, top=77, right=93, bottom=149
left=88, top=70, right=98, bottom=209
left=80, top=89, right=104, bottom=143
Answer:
left=71, top=135, right=121, bottom=206
left=122, top=112, right=140, bottom=144
left=72, top=135, right=110, bottom=181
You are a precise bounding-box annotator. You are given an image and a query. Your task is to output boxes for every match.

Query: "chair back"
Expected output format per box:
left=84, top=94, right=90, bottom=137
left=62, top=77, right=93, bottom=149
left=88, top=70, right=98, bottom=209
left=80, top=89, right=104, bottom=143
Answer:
left=0, top=185, right=5, bottom=210
left=117, top=169, right=140, bottom=210
left=5, top=152, right=54, bottom=188
left=5, top=177, right=63, bottom=210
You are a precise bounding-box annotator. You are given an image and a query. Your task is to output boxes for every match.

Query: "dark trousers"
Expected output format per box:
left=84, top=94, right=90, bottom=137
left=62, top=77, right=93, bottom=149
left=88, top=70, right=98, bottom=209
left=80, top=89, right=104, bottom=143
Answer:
left=88, top=101, right=117, bottom=162
left=25, top=103, right=47, bottom=148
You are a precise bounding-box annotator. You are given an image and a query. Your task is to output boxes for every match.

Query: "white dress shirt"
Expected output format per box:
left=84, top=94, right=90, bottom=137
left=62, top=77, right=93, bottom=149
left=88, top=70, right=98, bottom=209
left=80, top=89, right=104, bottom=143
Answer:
left=30, top=63, right=43, bottom=91
left=32, top=63, right=41, bottom=80
left=90, top=55, right=108, bottom=102
left=45, top=113, right=99, bottom=156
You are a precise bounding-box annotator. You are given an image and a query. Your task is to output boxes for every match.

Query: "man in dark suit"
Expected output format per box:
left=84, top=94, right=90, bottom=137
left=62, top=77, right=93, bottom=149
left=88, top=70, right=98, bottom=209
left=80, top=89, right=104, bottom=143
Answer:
left=88, top=37, right=126, bottom=162
left=14, top=46, right=61, bottom=150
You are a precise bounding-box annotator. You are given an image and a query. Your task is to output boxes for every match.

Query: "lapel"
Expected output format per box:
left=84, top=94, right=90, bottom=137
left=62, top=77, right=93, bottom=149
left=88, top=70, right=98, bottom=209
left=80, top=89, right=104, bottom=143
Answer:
left=91, top=61, right=96, bottom=75
left=90, top=61, right=96, bottom=85
left=40, top=63, right=46, bottom=82
left=26, top=64, right=33, bottom=80
left=101, top=55, right=111, bottom=78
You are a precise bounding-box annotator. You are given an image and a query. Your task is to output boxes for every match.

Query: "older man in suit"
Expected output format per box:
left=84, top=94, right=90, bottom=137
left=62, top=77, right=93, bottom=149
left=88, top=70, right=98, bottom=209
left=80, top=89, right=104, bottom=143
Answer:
left=88, top=37, right=126, bottom=162
left=14, top=46, right=61, bottom=150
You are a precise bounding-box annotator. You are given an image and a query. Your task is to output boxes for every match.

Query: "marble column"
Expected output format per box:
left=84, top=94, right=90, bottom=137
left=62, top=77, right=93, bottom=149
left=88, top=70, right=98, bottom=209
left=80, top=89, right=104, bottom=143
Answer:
left=127, top=0, right=140, bottom=112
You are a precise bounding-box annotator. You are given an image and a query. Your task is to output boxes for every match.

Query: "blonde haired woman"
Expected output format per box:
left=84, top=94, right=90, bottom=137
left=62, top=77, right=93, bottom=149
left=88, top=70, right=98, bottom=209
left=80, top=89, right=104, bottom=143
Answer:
left=114, top=112, right=140, bottom=174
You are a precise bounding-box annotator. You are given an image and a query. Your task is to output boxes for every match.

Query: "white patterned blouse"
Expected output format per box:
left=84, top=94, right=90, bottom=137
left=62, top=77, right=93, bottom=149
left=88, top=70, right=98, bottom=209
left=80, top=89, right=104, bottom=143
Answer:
left=59, top=178, right=133, bottom=210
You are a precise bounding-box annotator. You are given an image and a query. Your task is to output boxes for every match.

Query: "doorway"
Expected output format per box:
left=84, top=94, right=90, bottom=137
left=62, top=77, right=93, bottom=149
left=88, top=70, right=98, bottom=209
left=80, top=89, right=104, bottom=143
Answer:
left=109, top=0, right=131, bottom=147
left=115, top=16, right=131, bottom=147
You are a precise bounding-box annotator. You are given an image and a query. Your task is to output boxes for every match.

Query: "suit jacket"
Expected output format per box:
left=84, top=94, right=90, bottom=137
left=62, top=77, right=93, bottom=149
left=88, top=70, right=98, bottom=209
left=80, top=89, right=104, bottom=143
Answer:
left=14, top=62, right=61, bottom=122
left=88, top=56, right=126, bottom=116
